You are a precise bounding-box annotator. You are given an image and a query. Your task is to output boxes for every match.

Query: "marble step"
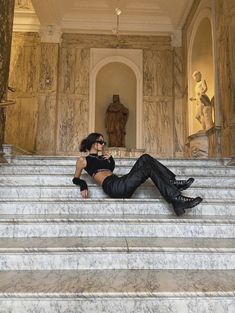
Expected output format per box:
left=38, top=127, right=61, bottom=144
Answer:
left=1, top=163, right=235, bottom=176
left=0, top=269, right=234, bottom=313
left=9, top=155, right=229, bottom=166
left=0, top=198, right=234, bottom=216
left=0, top=184, right=234, bottom=199
left=0, top=237, right=234, bottom=270
left=0, top=214, right=234, bottom=238
left=0, top=174, right=235, bottom=187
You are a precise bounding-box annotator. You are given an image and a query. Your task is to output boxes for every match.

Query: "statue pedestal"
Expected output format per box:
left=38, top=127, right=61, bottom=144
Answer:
left=105, top=147, right=145, bottom=158
left=187, top=130, right=209, bottom=158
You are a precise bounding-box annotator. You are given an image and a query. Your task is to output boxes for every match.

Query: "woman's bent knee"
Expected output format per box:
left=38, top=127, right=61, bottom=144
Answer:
left=140, top=153, right=152, bottom=161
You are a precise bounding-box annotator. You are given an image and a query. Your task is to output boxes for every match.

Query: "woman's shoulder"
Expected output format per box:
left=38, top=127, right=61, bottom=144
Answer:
left=76, top=156, right=87, bottom=168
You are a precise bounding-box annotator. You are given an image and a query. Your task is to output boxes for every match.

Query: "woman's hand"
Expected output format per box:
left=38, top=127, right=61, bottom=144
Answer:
left=103, top=153, right=111, bottom=160
left=80, top=189, right=88, bottom=198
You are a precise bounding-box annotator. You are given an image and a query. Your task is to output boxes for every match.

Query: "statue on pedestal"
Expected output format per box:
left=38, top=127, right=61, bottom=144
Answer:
left=105, top=94, right=129, bottom=147
left=189, top=71, right=214, bottom=131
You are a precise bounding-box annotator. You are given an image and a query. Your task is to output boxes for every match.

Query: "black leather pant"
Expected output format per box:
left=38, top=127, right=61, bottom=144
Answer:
left=102, top=154, right=180, bottom=202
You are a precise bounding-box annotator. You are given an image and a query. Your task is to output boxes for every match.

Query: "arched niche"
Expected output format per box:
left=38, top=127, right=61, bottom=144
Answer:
left=89, top=49, right=143, bottom=149
left=188, top=10, right=215, bottom=135
left=95, top=62, right=136, bottom=149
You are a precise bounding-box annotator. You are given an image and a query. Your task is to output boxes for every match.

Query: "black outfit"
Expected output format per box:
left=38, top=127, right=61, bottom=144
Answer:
left=85, top=153, right=180, bottom=202
left=84, top=154, right=115, bottom=177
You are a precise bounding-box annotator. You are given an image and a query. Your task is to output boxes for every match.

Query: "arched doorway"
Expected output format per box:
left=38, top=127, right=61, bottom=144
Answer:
left=89, top=48, right=143, bottom=149
left=95, top=62, right=136, bottom=149
left=188, top=10, right=215, bottom=135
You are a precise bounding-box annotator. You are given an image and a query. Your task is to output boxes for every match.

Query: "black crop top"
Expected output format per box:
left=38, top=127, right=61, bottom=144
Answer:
left=84, top=154, right=115, bottom=177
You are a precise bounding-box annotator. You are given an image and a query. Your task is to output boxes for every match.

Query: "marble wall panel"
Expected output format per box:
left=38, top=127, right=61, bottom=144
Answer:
left=0, top=0, right=15, bottom=159
left=0, top=0, right=15, bottom=101
left=57, top=46, right=90, bottom=153
left=59, top=47, right=76, bottom=94
left=5, top=96, right=38, bottom=151
left=208, top=126, right=222, bottom=158
left=59, top=47, right=89, bottom=95
left=35, top=43, right=59, bottom=154
left=5, top=32, right=40, bottom=152
left=8, top=33, right=40, bottom=92
left=221, top=127, right=231, bottom=157
left=7, top=32, right=182, bottom=156
left=230, top=124, right=235, bottom=156
left=214, top=0, right=235, bottom=157
left=173, top=47, right=185, bottom=157
left=174, top=99, right=185, bottom=156
left=74, top=48, right=90, bottom=95
left=143, top=49, right=173, bottom=97
left=17, top=46, right=39, bottom=93
left=143, top=48, right=174, bottom=155
left=144, top=96, right=174, bottom=156
left=39, top=43, right=58, bottom=92
left=36, top=95, right=56, bottom=154
left=61, top=34, right=171, bottom=51
left=56, top=94, right=89, bottom=153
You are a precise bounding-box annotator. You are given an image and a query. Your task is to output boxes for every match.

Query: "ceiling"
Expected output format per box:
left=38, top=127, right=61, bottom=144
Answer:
left=14, top=0, right=194, bottom=43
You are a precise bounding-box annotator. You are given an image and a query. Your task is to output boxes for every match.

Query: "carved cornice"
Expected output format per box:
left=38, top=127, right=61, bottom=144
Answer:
left=13, top=12, right=40, bottom=32
left=61, top=33, right=172, bottom=50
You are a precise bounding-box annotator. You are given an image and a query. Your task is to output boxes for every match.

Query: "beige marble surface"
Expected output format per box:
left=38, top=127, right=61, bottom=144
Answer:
left=0, top=269, right=234, bottom=296
left=5, top=32, right=187, bottom=157
left=0, top=237, right=234, bottom=252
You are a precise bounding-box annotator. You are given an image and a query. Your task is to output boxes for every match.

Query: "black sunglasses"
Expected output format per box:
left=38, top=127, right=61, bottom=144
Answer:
left=96, top=140, right=106, bottom=145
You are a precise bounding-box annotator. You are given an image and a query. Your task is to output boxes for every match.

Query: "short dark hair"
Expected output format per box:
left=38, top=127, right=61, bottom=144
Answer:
left=79, top=132, right=103, bottom=152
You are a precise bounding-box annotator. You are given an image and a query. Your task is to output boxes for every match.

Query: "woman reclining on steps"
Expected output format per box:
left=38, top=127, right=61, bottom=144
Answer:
left=72, top=132, right=202, bottom=216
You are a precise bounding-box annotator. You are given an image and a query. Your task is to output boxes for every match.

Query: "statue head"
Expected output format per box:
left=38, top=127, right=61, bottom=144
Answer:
left=113, top=94, right=120, bottom=103
left=192, top=71, right=202, bottom=82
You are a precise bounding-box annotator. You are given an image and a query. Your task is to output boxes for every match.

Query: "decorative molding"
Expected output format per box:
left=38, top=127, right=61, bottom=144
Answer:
left=39, top=25, right=62, bottom=43
left=13, top=1, right=40, bottom=33
left=13, top=11, right=40, bottom=32
left=30, top=0, right=193, bottom=37
left=171, top=30, right=182, bottom=47
left=187, top=4, right=215, bottom=135
left=89, top=48, right=143, bottom=149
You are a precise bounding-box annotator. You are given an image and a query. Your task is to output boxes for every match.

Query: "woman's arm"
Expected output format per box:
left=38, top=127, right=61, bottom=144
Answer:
left=72, top=157, right=88, bottom=198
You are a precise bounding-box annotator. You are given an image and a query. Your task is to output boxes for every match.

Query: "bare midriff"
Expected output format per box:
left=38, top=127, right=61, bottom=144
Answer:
left=93, top=170, right=113, bottom=186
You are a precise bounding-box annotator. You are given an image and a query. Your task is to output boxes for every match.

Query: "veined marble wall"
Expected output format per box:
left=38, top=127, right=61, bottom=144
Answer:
left=5, top=33, right=185, bottom=157
left=36, top=43, right=59, bottom=154
left=182, top=0, right=235, bottom=159
left=57, top=42, right=90, bottom=153
left=5, top=32, right=40, bottom=152
left=0, top=0, right=15, bottom=163
left=215, top=0, right=235, bottom=158
left=173, top=47, right=185, bottom=157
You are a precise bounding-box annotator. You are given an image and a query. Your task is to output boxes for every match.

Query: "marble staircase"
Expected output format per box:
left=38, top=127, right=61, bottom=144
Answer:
left=0, top=155, right=234, bottom=312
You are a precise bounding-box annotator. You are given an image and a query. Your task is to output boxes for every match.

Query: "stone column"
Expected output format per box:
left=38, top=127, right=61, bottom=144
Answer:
left=173, top=46, right=185, bottom=158
left=0, top=0, right=15, bottom=162
left=35, top=25, right=61, bottom=154
left=215, top=0, right=235, bottom=164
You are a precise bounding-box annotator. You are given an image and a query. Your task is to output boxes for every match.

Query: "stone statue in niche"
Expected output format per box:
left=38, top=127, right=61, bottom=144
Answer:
left=105, top=94, right=129, bottom=147
left=189, top=71, right=214, bottom=131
